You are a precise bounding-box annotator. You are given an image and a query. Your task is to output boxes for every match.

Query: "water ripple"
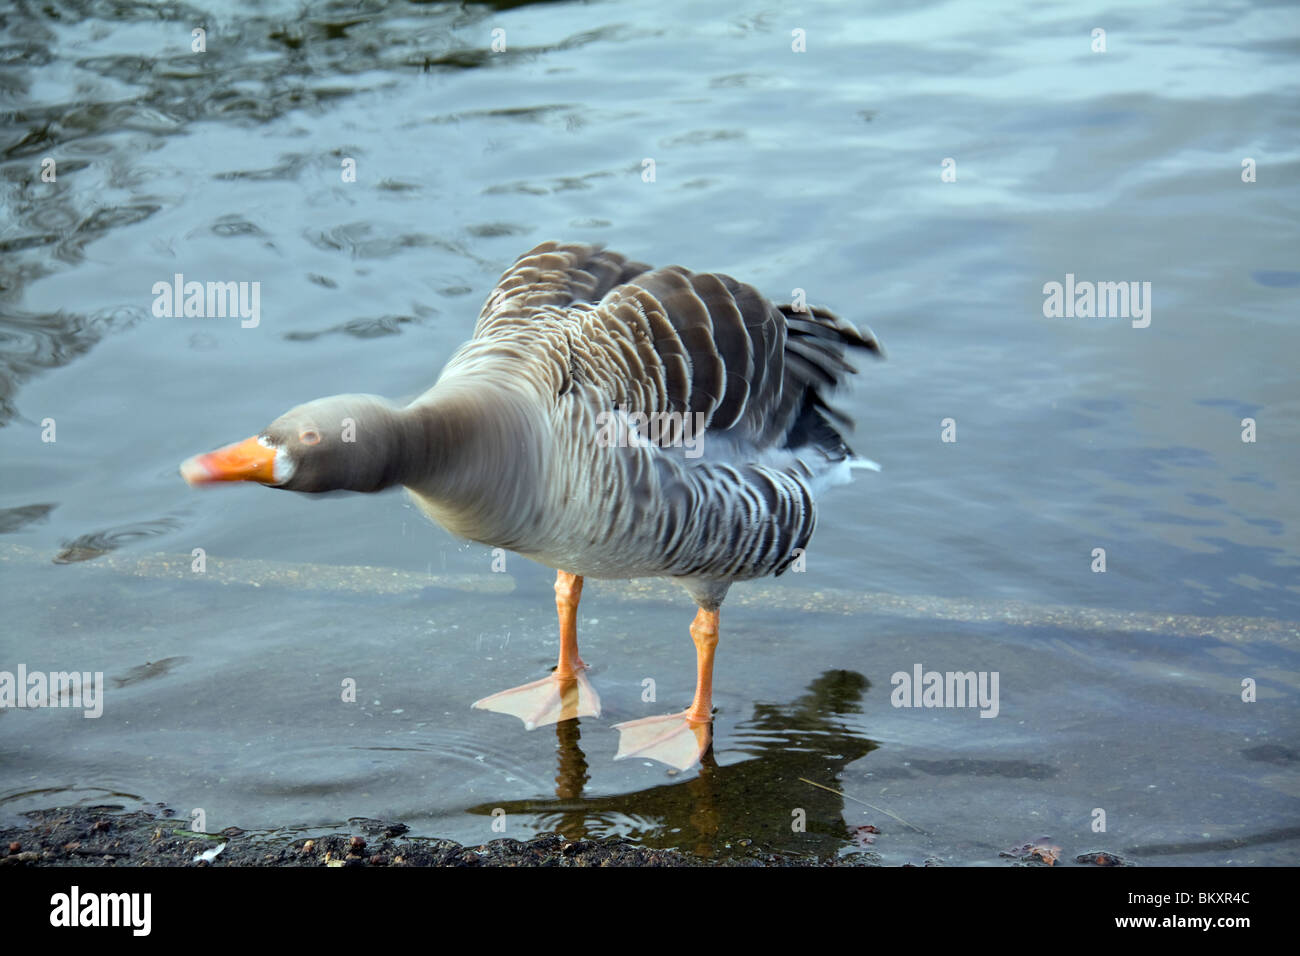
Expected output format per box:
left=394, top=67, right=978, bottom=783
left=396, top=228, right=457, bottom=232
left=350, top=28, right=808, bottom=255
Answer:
left=55, top=516, right=182, bottom=564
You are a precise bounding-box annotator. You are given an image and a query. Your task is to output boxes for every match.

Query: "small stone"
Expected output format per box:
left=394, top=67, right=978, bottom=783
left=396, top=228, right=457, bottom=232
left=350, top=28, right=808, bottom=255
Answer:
left=7, top=842, right=19, bottom=854
left=301, top=840, right=315, bottom=854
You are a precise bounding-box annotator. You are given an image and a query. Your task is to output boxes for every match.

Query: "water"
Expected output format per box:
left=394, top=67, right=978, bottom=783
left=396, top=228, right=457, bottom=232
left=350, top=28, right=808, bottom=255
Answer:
left=1, top=0, right=1297, bottom=864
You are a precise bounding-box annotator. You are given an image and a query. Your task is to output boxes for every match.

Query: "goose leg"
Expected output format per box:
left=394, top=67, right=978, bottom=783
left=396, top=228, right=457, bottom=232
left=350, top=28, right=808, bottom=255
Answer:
left=472, top=571, right=602, bottom=729
left=612, top=607, right=717, bottom=770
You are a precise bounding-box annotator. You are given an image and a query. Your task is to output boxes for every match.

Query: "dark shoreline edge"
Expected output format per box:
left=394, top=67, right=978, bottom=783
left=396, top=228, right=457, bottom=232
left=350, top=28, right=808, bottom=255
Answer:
left=0, top=805, right=890, bottom=867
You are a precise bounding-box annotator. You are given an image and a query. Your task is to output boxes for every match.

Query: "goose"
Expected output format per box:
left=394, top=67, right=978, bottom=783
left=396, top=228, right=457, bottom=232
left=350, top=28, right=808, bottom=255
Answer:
left=181, top=241, right=883, bottom=770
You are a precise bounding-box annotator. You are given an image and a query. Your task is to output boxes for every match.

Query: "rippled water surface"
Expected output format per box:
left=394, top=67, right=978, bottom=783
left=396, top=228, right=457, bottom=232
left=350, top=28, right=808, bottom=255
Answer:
left=1, top=0, right=1297, bottom=864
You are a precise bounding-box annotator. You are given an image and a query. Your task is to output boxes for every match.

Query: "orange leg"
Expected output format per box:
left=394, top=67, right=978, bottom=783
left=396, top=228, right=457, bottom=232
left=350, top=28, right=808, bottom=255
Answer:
left=612, top=607, right=719, bottom=770
left=554, top=571, right=586, bottom=678
left=471, top=570, right=601, bottom=729
left=685, top=609, right=719, bottom=722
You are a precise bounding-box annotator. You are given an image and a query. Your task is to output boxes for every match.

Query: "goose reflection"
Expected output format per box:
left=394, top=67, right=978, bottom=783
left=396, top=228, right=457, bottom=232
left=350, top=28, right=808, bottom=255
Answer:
left=466, top=669, right=877, bottom=858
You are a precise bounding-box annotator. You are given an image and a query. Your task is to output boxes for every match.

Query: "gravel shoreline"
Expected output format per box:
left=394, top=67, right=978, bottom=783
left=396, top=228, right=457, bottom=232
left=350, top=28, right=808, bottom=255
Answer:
left=1, top=805, right=887, bottom=867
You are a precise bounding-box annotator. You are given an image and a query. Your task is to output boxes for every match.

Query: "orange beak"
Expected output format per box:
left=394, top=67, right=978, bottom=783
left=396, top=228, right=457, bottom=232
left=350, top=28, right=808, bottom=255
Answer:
left=180, top=436, right=278, bottom=486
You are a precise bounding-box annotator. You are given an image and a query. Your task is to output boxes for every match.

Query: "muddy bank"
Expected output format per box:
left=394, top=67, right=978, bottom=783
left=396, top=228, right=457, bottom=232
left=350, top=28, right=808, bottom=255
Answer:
left=0, top=805, right=897, bottom=867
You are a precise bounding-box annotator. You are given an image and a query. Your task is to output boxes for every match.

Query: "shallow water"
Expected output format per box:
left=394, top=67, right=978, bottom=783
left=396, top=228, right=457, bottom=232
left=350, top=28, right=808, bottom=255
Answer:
left=1, top=0, right=1297, bottom=864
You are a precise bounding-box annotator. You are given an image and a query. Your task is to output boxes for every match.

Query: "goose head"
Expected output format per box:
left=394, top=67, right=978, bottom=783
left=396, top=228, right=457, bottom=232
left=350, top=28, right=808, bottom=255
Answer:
left=180, top=394, right=411, bottom=493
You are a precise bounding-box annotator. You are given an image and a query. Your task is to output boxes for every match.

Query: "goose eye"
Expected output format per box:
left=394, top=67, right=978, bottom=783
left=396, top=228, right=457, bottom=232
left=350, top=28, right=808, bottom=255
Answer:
left=299, top=428, right=321, bottom=446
